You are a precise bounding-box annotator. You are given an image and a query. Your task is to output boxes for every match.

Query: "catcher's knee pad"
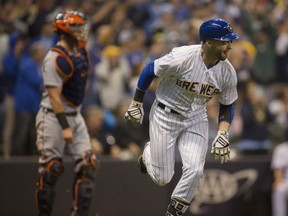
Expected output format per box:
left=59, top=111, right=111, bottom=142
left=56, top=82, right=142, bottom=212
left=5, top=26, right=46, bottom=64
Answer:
left=72, top=150, right=99, bottom=215
left=166, top=197, right=190, bottom=216
left=35, top=158, right=64, bottom=216
left=74, top=150, right=99, bottom=179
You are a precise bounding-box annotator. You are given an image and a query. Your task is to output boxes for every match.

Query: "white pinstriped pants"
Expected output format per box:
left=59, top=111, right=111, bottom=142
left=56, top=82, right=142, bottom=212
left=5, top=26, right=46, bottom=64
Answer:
left=143, top=101, right=209, bottom=203
left=272, top=182, right=288, bottom=216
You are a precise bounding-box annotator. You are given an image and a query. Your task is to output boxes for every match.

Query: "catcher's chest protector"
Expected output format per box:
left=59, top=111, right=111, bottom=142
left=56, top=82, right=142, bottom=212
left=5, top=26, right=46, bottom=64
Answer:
left=52, top=45, right=89, bottom=106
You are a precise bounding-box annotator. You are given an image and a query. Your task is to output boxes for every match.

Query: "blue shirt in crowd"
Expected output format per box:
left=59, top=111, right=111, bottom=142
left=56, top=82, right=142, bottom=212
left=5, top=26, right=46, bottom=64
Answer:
left=14, top=55, right=43, bottom=113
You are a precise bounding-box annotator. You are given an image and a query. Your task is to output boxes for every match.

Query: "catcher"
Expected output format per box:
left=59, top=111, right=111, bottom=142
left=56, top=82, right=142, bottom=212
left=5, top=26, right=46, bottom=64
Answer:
left=34, top=11, right=99, bottom=216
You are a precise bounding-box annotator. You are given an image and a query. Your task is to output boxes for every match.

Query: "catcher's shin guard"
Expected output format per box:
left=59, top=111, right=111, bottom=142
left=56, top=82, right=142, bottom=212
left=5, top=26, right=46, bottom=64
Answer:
left=35, top=158, right=64, bottom=216
left=71, top=150, right=99, bottom=216
left=166, top=197, right=190, bottom=216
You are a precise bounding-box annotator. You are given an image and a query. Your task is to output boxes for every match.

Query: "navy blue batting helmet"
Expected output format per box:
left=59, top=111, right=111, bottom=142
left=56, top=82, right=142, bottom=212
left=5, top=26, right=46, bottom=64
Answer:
left=199, top=18, right=239, bottom=42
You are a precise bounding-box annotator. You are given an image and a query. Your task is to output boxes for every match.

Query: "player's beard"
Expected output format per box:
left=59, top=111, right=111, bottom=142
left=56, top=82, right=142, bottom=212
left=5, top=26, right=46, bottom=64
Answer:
left=210, top=42, right=231, bottom=61
left=216, top=49, right=230, bottom=61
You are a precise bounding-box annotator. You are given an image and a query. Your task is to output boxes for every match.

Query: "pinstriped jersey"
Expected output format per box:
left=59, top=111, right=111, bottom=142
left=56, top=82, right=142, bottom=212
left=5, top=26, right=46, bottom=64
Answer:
left=154, top=44, right=238, bottom=118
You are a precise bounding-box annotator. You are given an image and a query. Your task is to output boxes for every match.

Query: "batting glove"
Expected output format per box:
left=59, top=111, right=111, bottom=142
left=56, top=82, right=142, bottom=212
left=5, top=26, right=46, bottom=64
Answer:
left=211, top=130, right=230, bottom=164
left=124, top=100, right=144, bottom=124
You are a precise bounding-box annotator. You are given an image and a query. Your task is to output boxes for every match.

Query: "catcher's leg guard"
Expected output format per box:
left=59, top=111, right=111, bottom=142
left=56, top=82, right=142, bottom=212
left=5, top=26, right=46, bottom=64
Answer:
left=71, top=150, right=99, bottom=216
left=35, top=158, right=64, bottom=216
left=166, top=197, right=190, bottom=216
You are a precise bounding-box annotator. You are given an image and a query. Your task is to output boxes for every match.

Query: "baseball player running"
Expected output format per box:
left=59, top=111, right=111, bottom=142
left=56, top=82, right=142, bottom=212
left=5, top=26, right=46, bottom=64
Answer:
left=125, top=18, right=239, bottom=215
left=34, top=11, right=99, bottom=216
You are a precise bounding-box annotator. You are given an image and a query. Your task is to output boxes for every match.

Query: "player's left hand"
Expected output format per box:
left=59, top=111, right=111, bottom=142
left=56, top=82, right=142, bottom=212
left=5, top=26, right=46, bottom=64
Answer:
left=124, top=100, right=144, bottom=124
left=62, top=127, right=73, bottom=144
left=211, top=131, right=230, bottom=164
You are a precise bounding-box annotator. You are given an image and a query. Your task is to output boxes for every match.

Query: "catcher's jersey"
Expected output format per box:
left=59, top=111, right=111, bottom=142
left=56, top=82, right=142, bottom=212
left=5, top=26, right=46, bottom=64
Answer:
left=154, top=44, right=238, bottom=118
left=40, top=46, right=86, bottom=112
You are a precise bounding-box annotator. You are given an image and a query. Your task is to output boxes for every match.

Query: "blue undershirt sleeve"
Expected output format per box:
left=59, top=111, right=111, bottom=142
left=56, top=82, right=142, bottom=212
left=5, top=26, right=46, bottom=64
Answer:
left=137, top=61, right=157, bottom=90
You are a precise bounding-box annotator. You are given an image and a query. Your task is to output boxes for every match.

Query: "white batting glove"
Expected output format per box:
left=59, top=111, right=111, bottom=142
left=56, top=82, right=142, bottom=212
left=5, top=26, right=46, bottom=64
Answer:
left=211, top=131, right=230, bottom=164
left=124, top=100, right=144, bottom=124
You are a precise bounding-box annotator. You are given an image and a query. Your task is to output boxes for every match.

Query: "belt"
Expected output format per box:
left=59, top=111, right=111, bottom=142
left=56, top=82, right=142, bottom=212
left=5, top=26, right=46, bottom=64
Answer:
left=157, top=102, right=180, bottom=115
left=41, top=106, right=78, bottom=116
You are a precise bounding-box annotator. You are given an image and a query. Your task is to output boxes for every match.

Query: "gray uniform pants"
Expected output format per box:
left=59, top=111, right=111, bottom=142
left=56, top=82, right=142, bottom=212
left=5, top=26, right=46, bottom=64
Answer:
left=35, top=107, right=91, bottom=164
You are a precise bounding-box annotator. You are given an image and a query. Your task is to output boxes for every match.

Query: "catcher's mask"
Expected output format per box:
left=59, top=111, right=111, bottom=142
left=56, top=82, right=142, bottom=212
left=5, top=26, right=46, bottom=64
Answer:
left=53, top=10, right=89, bottom=47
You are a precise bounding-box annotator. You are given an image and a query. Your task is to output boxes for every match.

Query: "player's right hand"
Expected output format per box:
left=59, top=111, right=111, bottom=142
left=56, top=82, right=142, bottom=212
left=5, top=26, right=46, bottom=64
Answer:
left=62, top=128, right=73, bottom=144
left=124, top=100, right=144, bottom=124
left=211, top=131, right=230, bottom=164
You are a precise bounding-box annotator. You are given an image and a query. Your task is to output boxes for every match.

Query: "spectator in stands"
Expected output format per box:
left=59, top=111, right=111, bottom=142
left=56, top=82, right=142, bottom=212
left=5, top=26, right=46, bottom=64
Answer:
left=125, top=0, right=154, bottom=42
left=82, top=25, right=115, bottom=110
left=240, top=1, right=277, bottom=85
left=253, top=28, right=277, bottom=85
left=84, top=105, right=116, bottom=156
left=11, top=42, right=45, bottom=155
left=150, top=2, right=187, bottom=51
left=31, top=21, right=58, bottom=52
left=119, top=27, right=147, bottom=79
left=95, top=45, right=131, bottom=112
left=229, top=39, right=257, bottom=92
left=0, top=22, right=10, bottom=151
left=28, top=0, right=60, bottom=38
left=268, top=85, right=288, bottom=143
left=275, top=19, right=288, bottom=83
left=237, top=80, right=274, bottom=154
left=1, top=34, right=27, bottom=158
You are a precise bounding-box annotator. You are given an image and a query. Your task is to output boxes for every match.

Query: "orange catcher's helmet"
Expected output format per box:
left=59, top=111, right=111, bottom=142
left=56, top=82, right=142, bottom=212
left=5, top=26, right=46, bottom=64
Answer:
left=53, top=10, right=89, bottom=46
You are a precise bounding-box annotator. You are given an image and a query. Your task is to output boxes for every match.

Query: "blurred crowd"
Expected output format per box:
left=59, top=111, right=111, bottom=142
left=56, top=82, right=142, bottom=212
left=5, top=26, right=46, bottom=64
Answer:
left=0, top=0, right=287, bottom=160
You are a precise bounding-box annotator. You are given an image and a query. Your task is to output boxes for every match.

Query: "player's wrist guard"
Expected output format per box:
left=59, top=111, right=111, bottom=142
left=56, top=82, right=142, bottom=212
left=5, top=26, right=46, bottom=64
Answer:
left=124, top=100, right=144, bottom=124
left=211, top=130, right=230, bottom=164
left=133, top=88, right=146, bottom=103
left=55, top=112, right=70, bottom=129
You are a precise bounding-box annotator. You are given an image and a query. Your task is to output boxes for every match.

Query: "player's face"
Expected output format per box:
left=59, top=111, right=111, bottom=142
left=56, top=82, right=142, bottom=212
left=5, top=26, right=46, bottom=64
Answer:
left=211, top=40, right=232, bottom=61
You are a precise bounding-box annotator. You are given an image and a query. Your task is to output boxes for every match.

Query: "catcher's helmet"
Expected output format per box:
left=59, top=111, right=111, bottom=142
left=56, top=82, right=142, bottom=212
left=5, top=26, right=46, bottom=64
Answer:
left=199, top=18, right=239, bottom=42
left=53, top=10, right=89, bottom=46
